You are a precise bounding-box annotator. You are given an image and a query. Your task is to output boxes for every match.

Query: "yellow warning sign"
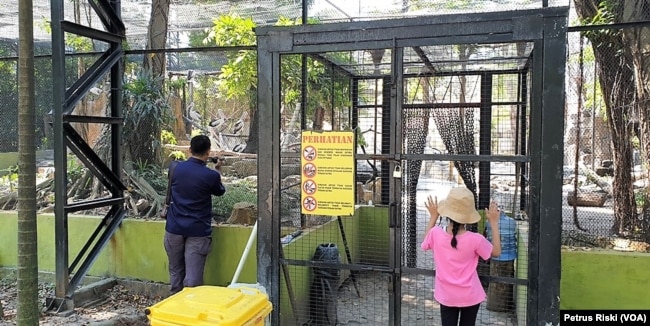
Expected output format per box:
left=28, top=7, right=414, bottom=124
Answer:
left=300, top=131, right=355, bottom=216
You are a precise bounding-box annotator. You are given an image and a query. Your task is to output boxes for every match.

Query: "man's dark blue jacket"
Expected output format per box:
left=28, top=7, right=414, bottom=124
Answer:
left=166, top=157, right=226, bottom=237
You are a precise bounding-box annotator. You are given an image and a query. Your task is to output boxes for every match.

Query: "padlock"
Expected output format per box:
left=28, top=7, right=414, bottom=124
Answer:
left=393, top=165, right=402, bottom=178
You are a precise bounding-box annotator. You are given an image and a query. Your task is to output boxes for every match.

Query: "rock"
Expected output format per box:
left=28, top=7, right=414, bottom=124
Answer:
left=231, top=159, right=257, bottom=177
left=135, top=198, right=149, bottom=212
left=281, top=164, right=300, bottom=177
left=567, top=190, right=607, bottom=207
left=226, top=202, right=257, bottom=225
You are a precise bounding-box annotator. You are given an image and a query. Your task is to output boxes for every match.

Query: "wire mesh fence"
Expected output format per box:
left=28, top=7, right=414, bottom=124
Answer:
left=0, top=1, right=649, bottom=325
left=563, top=21, right=650, bottom=245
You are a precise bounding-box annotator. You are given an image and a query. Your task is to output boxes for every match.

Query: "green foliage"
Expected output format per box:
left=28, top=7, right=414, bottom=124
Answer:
left=167, top=77, right=186, bottom=94
left=212, top=182, right=257, bottom=219
left=202, top=15, right=257, bottom=100
left=130, top=160, right=168, bottom=192
left=123, top=69, right=172, bottom=165
left=39, top=19, right=94, bottom=52
left=161, top=130, right=177, bottom=145
left=67, top=156, right=85, bottom=180
left=581, top=1, right=622, bottom=43
left=169, top=150, right=187, bottom=161
left=200, top=14, right=351, bottom=123
left=0, top=165, right=19, bottom=191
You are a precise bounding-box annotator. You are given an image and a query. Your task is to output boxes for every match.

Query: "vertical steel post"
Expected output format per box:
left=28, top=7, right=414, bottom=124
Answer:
left=478, top=72, right=493, bottom=209
left=50, top=0, right=70, bottom=300
left=256, top=33, right=281, bottom=325
left=389, top=46, right=404, bottom=326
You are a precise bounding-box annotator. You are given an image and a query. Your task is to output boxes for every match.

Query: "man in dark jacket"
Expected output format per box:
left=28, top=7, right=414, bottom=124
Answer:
left=164, top=135, right=226, bottom=294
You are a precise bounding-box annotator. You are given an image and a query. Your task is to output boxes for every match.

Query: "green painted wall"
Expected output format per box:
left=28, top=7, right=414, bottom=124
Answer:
left=7, top=208, right=649, bottom=321
left=0, top=151, right=52, bottom=176
left=515, top=223, right=528, bottom=326
left=0, top=213, right=257, bottom=287
left=560, top=250, right=650, bottom=309
left=280, top=215, right=359, bottom=325
left=357, top=205, right=389, bottom=265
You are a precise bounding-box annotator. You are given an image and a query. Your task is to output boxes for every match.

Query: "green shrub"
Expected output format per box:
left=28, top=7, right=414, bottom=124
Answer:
left=212, top=183, right=257, bottom=221
left=161, top=130, right=177, bottom=145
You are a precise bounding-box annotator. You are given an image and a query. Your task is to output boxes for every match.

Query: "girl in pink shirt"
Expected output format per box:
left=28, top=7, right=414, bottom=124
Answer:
left=421, top=186, right=501, bottom=326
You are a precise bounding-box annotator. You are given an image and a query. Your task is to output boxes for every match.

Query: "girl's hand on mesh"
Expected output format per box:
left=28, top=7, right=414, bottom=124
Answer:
left=425, top=195, right=439, bottom=220
left=485, top=201, right=500, bottom=224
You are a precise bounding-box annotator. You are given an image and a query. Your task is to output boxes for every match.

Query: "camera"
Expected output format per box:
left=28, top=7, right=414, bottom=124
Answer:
left=207, top=157, right=223, bottom=164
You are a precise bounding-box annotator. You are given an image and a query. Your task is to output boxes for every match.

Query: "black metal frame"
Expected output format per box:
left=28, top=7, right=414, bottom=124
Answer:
left=48, top=0, right=126, bottom=311
left=257, top=7, right=567, bottom=325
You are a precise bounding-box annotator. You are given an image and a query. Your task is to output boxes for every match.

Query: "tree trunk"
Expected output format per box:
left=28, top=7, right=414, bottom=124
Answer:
left=18, top=0, right=39, bottom=323
left=143, top=0, right=169, bottom=79
left=621, top=1, right=650, bottom=241
left=243, top=87, right=258, bottom=153
left=574, top=0, right=639, bottom=235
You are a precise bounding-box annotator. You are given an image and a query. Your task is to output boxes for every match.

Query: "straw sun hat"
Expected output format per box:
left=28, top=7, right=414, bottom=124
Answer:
left=438, top=187, right=481, bottom=224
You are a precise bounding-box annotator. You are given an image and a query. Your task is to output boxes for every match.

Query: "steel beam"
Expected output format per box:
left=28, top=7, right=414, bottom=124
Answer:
left=49, top=0, right=126, bottom=310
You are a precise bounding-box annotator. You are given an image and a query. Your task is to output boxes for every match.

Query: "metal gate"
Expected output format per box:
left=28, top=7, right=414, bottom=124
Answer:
left=256, top=7, right=568, bottom=326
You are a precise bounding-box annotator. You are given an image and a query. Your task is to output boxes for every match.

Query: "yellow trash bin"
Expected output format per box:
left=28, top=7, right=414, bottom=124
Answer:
left=145, top=285, right=273, bottom=326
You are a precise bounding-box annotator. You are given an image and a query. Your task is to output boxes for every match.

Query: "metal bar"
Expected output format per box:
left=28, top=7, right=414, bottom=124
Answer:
left=255, top=30, right=280, bottom=325
left=307, top=54, right=355, bottom=78
left=411, top=46, right=436, bottom=74
left=390, top=45, right=404, bottom=326
left=402, top=101, right=524, bottom=108
left=51, top=0, right=70, bottom=300
left=336, top=217, right=360, bottom=296
left=124, top=45, right=256, bottom=55
left=65, top=197, right=125, bottom=213
left=110, top=0, right=124, bottom=213
left=363, top=101, right=524, bottom=110
left=402, top=268, right=529, bottom=285
left=357, top=153, right=530, bottom=162
left=380, top=77, right=391, bottom=205
left=282, top=259, right=392, bottom=272
left=89, top=0, right=125, bottom=35
left=64, top=124, right=126, bottom=191
left=68, top=207, right=126, bottom=294
left=519, top=71, right=529, bottom=210
left=269, top=50, right=283, bottom=326
left=568, top=20, right=650, bottom=32
left=408, top=54, right=531, bottom=66
left=68, top=213, right=112, bottom=272
left=255, top=7, right=569, bottom=35
left=63, top=50, right=122, bottom=113
left=289, top=33, right=514, bottom=55
left=0, top=51, right=104, bottom=62
left=534, top=15, right=567, bottom=325
left=527, top=38, right=544, bottom=326
left=63, top=115, right=124, bottom=124
left=478, top=72, right=493, bottom=209
left=61, top=21, right=123, bottom=44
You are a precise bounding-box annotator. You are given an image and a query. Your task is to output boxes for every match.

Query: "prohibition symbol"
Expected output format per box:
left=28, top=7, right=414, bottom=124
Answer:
left=303, top=146, right=317, bottom=161
left=303, top=163, right=317, bottom=178
left=303, top=196, right=317, bottom=212
left=303, top=180, right=317, bottom=195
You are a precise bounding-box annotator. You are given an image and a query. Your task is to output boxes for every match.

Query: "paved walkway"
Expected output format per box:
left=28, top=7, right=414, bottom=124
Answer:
left=336, top=272, right=517, bottom=325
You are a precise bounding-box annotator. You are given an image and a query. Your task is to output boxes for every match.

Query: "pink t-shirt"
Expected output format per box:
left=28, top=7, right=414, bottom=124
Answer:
left=421, top=226, right=493, bottom=307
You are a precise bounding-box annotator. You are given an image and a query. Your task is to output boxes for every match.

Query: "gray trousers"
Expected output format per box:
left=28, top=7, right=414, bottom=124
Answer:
left=164, top=231, right=213, bottom=294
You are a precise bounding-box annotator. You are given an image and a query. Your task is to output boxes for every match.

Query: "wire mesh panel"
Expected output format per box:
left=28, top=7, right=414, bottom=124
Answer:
left=398, top=41, right=532, bottom=325
left=562, top=23, right=650, bottom=247
left=274, top=49, right=396, bottom=325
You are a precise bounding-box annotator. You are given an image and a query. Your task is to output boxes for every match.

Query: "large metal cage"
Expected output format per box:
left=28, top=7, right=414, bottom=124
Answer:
left=256, top=7, right=568, bottom=326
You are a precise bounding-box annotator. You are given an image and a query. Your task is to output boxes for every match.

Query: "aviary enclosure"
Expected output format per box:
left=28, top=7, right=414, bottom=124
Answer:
left=4, top=0, right=650, bottom=325
left=256, top=7, right=568, bottom=325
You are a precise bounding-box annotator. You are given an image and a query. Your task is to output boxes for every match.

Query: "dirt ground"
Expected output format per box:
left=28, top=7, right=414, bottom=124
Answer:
left=0, top=276, right=163, bottom=326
